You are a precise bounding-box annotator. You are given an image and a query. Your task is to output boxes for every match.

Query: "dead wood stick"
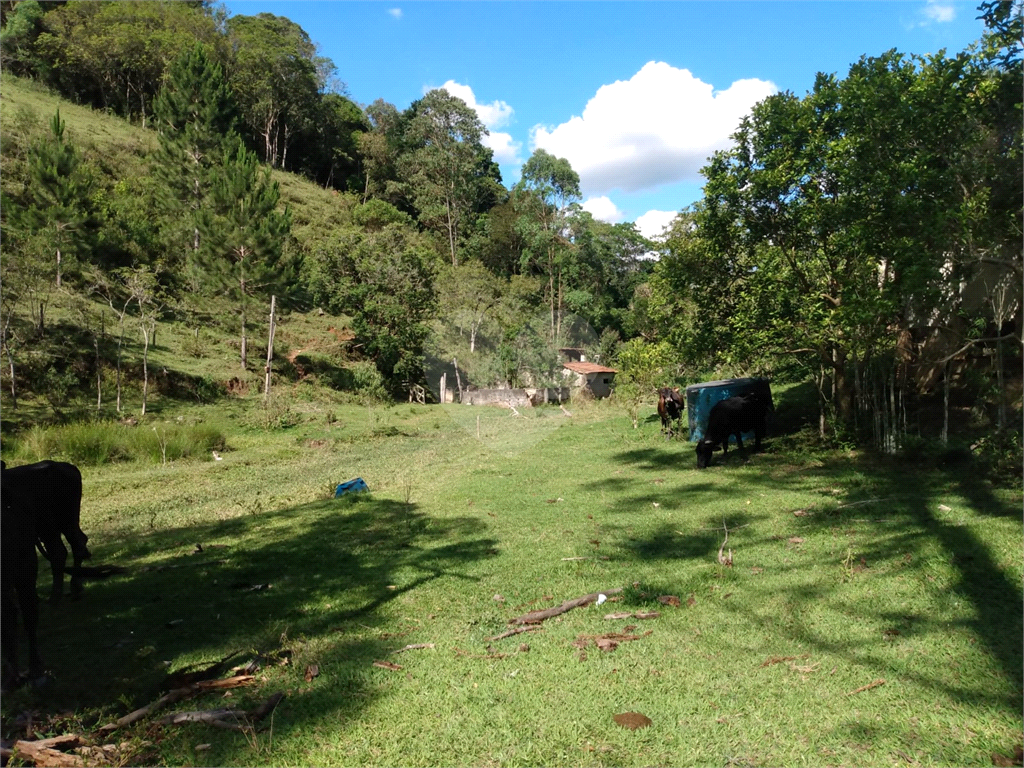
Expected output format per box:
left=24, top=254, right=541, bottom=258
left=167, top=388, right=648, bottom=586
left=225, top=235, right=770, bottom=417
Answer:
left=846, top=678, right=886, bottom=695
left=156, top=692, right=284, bottom=731
left=10, top=741, right=84, bottom=767
left=509, top=587, right=624, bottom=625
left=96, top=675, right=255, bottom=734
left=560, top=556, right=590, bottom=561
left=717, top=519, right=732, bottom=566
left=139, top=558, right=227, bottom=572
left=559, top=405, right=573, bottom=417
left=486, top=625, right=545, bottom=641
left=509, top=405, right=523, bottom=417
left=391, top=643, right=436, bottom=654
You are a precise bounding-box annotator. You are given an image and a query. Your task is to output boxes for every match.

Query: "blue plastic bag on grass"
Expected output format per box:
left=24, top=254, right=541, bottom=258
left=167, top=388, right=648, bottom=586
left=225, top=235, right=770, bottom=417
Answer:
left=335, top=477, right=369, bottom=497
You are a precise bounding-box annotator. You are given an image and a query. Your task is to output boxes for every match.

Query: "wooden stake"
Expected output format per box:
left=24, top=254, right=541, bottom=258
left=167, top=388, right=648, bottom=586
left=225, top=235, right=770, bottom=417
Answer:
left=264, top=295, right=276, bottom=402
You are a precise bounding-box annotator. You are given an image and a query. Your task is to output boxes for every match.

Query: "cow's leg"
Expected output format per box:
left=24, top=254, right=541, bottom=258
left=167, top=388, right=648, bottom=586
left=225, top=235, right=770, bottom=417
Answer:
left=2, top=585, right=21, bottom=686
left=42, top=536, right=67, bottom=604
left=735, top=433, right=744, bottom=453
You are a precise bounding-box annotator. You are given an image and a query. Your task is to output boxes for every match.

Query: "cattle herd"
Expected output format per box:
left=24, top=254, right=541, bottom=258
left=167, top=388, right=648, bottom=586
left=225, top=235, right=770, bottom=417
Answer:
left=1, top=460, right=91, bottom=690
left=0, top=385, right=771, bottom=689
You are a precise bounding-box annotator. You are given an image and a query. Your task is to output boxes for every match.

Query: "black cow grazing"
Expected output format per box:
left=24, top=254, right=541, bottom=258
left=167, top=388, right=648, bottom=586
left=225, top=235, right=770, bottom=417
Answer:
left=695, top=393, right=769, bottom=469
left=1, top=461, right=91, bottom=602
left=658, top=387, right=684, bottom=438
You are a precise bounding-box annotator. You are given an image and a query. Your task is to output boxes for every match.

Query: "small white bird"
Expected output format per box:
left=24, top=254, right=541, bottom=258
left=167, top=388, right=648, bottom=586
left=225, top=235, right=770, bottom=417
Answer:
left=212, top=451, right=222, bottom=461
left=596, top=594, right=607, bottom=605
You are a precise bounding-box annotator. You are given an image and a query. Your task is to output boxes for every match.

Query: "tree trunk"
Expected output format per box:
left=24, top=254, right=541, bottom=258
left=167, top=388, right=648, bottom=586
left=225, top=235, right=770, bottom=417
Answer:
left=140, top=320, right=151, bottom=416
left=264, top=296, right=276, bottom=402
left=56, top=247, right=62, bottom=288
left=446, top=196, right=457, bottom=266
left=941, top=360, right=949, bottom=445
left=2, top=313, right=17, bottom=410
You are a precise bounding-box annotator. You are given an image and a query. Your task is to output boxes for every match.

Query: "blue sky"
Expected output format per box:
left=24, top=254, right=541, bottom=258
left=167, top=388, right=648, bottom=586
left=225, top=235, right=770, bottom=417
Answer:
left=223, top=1, right=987, bottom=239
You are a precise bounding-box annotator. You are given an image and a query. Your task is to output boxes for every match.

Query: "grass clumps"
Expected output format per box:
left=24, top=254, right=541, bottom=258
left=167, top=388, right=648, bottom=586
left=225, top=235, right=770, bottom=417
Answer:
left=5, top=419, right=226, bottom=466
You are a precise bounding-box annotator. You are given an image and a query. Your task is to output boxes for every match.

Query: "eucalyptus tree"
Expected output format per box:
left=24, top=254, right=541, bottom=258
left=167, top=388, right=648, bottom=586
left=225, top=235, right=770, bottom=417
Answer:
left=225, top=13, right=326, bottom=169
left=514, top=148, right=581, bottom=341
left=401, top=89, right=500, bottom=267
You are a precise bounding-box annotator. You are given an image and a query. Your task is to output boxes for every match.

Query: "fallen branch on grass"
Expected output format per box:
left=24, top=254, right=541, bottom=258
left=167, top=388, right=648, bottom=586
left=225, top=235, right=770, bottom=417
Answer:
left=486, top=625, right=545, bottom=641
left=559, top=405, right=573, bottom=417
left=603, top=611, right=660, bottom=620
left=391, top=643, right=435, bottom=654
left=846, top=678, right=886, bottom=695
left=572, top=630, right=652, bottom=653
left=717, top=519, right=733, bottom=567
left=156, top=692, right=284, bottom=732
left=760, top=654, right=810, bottom=668
left=509, top=587, right=624, bottom=625
left=96, top=676, right=255, bottom=734
left=139, top=558, right=227, bottom=572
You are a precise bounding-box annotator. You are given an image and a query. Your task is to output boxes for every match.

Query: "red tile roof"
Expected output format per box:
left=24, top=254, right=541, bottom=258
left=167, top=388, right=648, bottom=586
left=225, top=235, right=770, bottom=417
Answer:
left=563, top=361, right=618, bottom=374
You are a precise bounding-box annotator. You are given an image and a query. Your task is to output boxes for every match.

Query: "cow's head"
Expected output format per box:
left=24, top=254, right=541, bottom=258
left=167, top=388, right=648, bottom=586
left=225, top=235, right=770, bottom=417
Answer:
left=695, top=439, right=716, bottom=469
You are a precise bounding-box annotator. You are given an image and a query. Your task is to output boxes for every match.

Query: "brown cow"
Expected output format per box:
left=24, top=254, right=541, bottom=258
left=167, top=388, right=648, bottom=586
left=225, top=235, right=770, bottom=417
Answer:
left=657, top=387, right=684, bottom=438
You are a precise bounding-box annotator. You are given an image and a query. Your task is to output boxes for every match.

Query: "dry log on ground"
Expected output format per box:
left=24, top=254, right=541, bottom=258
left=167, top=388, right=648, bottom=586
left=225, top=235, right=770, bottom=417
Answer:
left=391, top=643, right=435, bottom=654
left=96, top=676, right=255, bottom=734
left=156, top=692, right=284, bottom=732
left=510, top=588, right=624, bottom=625
left=8, top=738, right=84, bottom=767
left=486, top=625, right=545, bottom=641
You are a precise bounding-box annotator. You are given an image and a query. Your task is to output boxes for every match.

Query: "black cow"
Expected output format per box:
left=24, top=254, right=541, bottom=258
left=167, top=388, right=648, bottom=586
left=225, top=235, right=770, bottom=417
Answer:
left=658, top=387, right=684, bottom=438
left=1, top=477, right=43, bottom=687
left=695, top=394, right=769, bottom=469
left=2, top=460, right=92, bottom=602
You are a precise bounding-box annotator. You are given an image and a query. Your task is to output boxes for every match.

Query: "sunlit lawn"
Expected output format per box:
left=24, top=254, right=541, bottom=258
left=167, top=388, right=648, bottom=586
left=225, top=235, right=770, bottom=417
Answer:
left=2, top=391, right=1020, bottom=767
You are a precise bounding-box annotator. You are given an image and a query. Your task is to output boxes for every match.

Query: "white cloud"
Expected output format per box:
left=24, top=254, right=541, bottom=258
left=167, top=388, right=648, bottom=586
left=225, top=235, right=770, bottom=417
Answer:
left=582, top=196, right=624, bottom=223
left=433, top=80, right=522, bottom=165
left=481, top=131, right=521, bottom=165
left=923, top=1, right=955, bottom=22
left=531, top=61, right=776, bottom=196
left=387, top=8, right=402, bottom=19
left=635, top=210, right=678, bottom=242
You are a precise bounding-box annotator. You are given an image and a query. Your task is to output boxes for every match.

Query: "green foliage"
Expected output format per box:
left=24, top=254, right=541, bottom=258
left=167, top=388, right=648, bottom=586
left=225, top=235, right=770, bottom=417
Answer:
left=7, top=419, right=226, bottom=465
left=401, top=88, right=499, bottom=266
left=10, top=109, right=95, bottom=289
left=0, top=0, right=46, bottom=77
left=613, top=338, right=675, bottom=428
left=196, top=141, right=292, bottom=368
left=303, top=224, right=436, bottom=395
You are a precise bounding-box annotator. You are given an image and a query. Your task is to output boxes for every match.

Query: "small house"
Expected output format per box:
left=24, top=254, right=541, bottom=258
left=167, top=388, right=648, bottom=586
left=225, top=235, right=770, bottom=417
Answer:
left=562, top=361, right=618, bottom=398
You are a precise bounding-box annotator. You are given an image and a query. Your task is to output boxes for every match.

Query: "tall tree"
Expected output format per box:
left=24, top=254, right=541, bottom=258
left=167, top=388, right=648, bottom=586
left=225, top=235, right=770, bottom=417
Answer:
left=514, top=149, right=581, bottom=342
left=197, top=142, right=292, bottom=370
left=151, top=41, right=239, bottom=256
left=402, top=89, right=498, bottom=266
left=225, top=13, right=326, bottom=169
left=18, top=109, right=93, bottom=295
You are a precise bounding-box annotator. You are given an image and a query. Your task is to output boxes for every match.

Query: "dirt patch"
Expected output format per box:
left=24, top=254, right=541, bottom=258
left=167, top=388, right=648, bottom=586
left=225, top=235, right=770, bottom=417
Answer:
left=225, top=377, right=249, bottom=396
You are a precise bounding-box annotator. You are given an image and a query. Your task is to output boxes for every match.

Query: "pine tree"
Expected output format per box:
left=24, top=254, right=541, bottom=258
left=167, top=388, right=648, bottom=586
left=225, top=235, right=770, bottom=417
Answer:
left=152, top=43, right=239, bottom=255
left=197, top=142, right=292, bottom=370
left=21, top=109, right=93, bottom=292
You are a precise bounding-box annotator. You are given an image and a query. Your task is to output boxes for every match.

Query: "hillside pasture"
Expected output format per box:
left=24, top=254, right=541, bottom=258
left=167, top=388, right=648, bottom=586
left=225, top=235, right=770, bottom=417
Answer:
left=1, top=396, right=1020, bottom=767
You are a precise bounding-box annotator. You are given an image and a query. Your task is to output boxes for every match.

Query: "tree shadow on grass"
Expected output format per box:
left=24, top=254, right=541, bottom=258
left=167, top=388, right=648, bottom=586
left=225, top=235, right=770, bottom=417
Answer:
left=1, top=494, right=497, bottom=749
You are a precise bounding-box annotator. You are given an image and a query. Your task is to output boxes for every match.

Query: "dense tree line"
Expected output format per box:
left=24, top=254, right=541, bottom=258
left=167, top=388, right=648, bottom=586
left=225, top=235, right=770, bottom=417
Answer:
left=0, top=0, right=653, bottom=405
left=0, top=0, right=1018, bottom=462
left=648, top=0, right=1021, bottom=446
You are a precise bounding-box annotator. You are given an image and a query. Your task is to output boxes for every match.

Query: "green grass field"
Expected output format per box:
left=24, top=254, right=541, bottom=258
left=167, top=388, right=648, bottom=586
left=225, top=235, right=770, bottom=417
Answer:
left=2, top=390, right=1020, bottom=767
